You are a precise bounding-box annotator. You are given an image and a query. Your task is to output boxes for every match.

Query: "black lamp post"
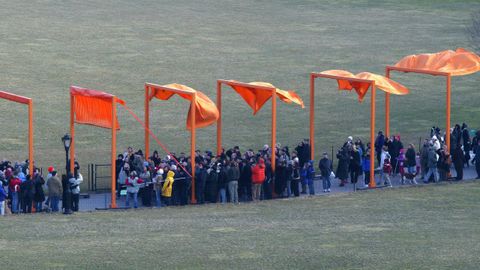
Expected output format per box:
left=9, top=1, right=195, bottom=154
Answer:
left=62, top=134, right=71, bottom=173
left=62, top=133, right=73, bottom=215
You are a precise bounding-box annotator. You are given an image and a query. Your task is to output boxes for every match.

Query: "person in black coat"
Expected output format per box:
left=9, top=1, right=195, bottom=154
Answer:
left=461, top=123, right=471, bottom=167
left=239, top=160, right=252, bottom=201
left=452, top=145, right=465, bottom=180
left=319, top=152, right=333, bottom=192
left=349, top=146, right=361, bottom=184
left=205, top=163, right=219, bottom=203
left=33, top=170, right=45, bottom=212
left=336, top=147, right=350, bottom=187
left=21, top=175, right=35, bottom=213
left=274, top=160, right=287, bottom=198
left=195, top=163, right=207, bottom=204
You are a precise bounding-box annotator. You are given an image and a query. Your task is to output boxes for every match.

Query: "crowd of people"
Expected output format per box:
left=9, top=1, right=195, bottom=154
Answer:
left=0, top=160, right=83, bottom=215
left=1, top=123, right=479, bottom=215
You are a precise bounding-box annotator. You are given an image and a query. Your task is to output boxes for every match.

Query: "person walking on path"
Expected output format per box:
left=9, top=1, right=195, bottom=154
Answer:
left=424, top=143, right=439, bottom=183
left=405, top=144, right=418, bottom=185
left=319, top=152, right=332, bottom=193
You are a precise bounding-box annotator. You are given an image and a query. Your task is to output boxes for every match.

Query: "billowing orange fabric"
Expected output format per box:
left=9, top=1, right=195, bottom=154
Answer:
left=149, top=83, right=219, bottom=130
left=319, top=70, right=409, bottom=102
left=70, top=86, right=125, bottom=129
left=224, top=81, right=304, bottom=115
left=394, top=48, right=480, bottom=76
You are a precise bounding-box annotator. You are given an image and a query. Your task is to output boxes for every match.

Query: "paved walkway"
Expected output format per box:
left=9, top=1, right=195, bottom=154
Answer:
left=77, top=166, right=479, bottom=212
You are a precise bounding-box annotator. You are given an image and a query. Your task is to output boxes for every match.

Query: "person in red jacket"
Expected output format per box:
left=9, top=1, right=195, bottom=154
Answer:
left=9, top=176, right=22, bottom=214
left=251, top=158, right=266, bottom=201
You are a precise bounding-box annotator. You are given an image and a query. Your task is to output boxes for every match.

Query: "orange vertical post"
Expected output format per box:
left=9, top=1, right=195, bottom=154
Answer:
left=190, top=93, right=197, bottom=204
left=385, top=68, right=391, bottom=138
left=70, top=94, right=75, bottom=174
left=369, top=83, right=376, bottom=188
left=28, top=100, right=34, bottom=176
left=310, top=74, right=315, bottom=161
left=216, top=81, right=222, bottom=156
left=111, top=97, right=117, bottom=208
left=145, top=85, right=150, bottom=159
left=446, top=75, right=451, bottom=152
left=271, top=89, right=276, bottom=172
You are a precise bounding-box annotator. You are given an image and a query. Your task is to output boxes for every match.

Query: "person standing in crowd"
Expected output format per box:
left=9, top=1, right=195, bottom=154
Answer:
left=275, top=160, right=287, bottom=198
left=378, top=146, right=392, bottom=186
left=195, top=162, right=207, bottom=204
left=420, top=139, right=429, bottom=180
left=424, top=142, right=439, bottom=183
left=33, top=169, right=45, bottom=212
left=285, top=160, right=293, bottom=197
left=374, top=131, right=385, bottom=165
left=291, top=158, right=300, bottom=197
left=217, top=162, right=228, bottom=203
left=21, top=174, right=35, bottom=213
left=319, top=152, right=332, bottom=193
left=336, top=147, right=350, bottom=187
left=47, top=170, right=62, bottom=212
left=205, top=163, right=218, bottom=203
left=461, top=123, right=471, bottom=167
left=162, top=170, right=175, bottom=206
left=0, top=184, right=7, bottom=216
left=362, top=150, right=371, bottom=187
left=115, top=154, right=124, bottom=197
left=263, top=157, right=273, bottom=200
left=474, top=139, right=480, bottom=179
left=239, top=159, right=252, bottom=201
left=251, top=158, right=265, bottom=201
left=153, top=168, right=164, bottom=207
left=405, top=144, right=418, bottom=185
left=452, top=145, right=465, bottom=181
left=302, top=161, right=315, bottom=195
left=9, top=174, right=21, bottom=214
left=69, top=169, right=83, bottom=211
left=227, top=161, right=240, bottom=204
left=126, top=171, right=142, bottom=208
left=349, top=145, right=361, bottom=185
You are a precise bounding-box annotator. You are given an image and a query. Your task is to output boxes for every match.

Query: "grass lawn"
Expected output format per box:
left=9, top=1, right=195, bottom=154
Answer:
left=1, top=0, right=480, bottom=177
left=1, top=181, right=479, bottom=269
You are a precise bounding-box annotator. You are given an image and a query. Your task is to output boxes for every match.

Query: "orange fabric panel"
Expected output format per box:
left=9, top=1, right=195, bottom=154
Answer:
left=150, top=83, right=219, bottom=130
left=319, top=70, right=409, bottom=102
left=225, top=81, right=304, bottom=115
left=70, top=86, right=124, bottom=129
left=394, top=48, right=480, bottom=76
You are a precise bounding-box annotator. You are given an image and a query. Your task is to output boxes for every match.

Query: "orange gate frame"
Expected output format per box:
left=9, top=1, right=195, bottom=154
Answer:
left=216, top=80, right=277, bottom=171
left=309, top=73, right=376, bottom=188
left=0, top=91, right=34, bottom=176
left=385, top=67, right=451, bottom=150
left=144, top=82, right=197, bottom=203
left=70, top=87, right=119, bottom=208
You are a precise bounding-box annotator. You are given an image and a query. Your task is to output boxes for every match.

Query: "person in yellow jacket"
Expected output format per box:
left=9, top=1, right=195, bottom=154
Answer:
left=162, top=170, right=175, bottom=206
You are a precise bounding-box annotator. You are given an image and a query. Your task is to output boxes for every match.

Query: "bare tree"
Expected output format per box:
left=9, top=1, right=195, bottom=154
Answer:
left=467, top=11, right=480, bottom=53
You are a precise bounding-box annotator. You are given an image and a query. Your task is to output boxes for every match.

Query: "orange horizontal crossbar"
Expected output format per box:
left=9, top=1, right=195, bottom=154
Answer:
left=0, top=91, right=31, bottom=105
left=311, top=72, right=375, bottom=84
left=145, top=82, right=196, bottom=98
left=386, top=66, right=450, bottom=77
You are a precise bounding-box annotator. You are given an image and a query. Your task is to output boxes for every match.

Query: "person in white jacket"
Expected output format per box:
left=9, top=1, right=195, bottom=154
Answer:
left=69, top=169, right=83, bottom=212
